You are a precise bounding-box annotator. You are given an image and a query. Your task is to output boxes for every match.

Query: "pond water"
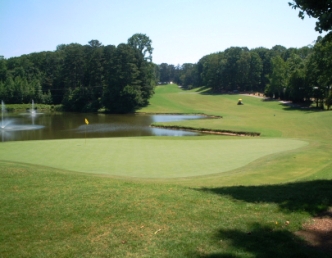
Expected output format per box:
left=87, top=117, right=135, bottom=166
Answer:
left=0, top=111, right=206, bottom=142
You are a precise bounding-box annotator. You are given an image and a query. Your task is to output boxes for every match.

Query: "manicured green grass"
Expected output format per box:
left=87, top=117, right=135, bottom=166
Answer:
left=142, top=85, right=332, bottom=140
left=0, top=138, right=307, bottom=178
left=1, top=84, right=332, bottom=257
left=139, top=84, right=332, bottom=186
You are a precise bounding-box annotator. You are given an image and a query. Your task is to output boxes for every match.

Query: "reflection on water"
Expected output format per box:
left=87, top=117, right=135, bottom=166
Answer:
left=1, top=112, right=206, bottom=142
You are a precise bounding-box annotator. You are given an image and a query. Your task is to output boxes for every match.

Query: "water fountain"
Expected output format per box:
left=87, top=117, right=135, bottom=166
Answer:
left=1, top=102, right=206, bottom=142
left=22, top=99, right=43, bottom=116
left=1, top=100, right=8, bottom=129
left=1, top=100, right=45, bottom=138
left=30, top=99, right=36, bottom=114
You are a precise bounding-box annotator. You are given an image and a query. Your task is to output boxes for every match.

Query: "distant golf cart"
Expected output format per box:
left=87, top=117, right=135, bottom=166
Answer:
left=237, top=99, right=243, bottom=105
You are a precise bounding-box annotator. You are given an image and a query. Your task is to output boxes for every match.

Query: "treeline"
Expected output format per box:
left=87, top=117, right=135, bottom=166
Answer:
left=158, top=35, right=332, bottom=109
left=0, top=34, right=156, bottom=113
left=2, top=32, right=332, bottom=112
left=158, top=45, right=312, bottom=93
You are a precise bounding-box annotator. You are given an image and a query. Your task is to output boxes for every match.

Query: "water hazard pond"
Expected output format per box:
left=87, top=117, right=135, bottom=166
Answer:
left=1, top=112, right=206, bottom=141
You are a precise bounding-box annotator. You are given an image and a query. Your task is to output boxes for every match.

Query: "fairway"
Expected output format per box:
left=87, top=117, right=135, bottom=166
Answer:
left=0, top=137, right=307, bottom=178
left=1, top=84, right=332, bottom=258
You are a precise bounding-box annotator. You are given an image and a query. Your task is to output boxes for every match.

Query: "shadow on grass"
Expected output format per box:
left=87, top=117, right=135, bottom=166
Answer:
left=198, top=180, right=332, bottom=215
left=191, top=222, right=330, bottom=258
left=197, top=87, right=220, bottom=95
left=260, top=98, right=324, bottom=113
left=190, top=180, right=332, bottom=258
left=195, top=86, right=211, bottom=93
left=279, top=103, right=324, bottom=113
left=192, top=86, right=239, bottom=95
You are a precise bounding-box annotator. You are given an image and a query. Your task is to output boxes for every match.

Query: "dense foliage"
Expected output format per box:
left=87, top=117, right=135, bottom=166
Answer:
left=2, top=30, right=332, bottom=111
left=289, top=0, right=332, bottom=33
left=0, top=34, right=156, bottom=113
left=157, top=38, right=332, bottom=108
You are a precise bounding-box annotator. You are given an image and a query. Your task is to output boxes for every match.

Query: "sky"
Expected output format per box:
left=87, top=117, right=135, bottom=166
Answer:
left=0, top=0, right=326, bottom=65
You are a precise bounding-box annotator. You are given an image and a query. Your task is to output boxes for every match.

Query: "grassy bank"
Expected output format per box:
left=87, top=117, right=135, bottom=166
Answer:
left=3, top=103, right=59, bottom=112
left=1, top=84, right=332, bottom=257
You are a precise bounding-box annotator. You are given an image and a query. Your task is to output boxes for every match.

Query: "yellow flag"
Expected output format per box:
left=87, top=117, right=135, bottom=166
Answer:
left=85, top=118, right=89, bottom=125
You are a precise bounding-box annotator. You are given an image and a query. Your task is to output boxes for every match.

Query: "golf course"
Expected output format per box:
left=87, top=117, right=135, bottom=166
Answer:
left=1, top=84, right=332, bottom=257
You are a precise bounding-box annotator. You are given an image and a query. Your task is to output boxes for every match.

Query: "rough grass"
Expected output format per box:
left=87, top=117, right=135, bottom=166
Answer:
left=1, top=161, right=331, bottom=258
left=1, top=84, right=332, bottom=257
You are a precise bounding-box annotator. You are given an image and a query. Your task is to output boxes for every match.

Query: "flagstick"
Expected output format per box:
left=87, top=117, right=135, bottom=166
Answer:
left=84, top=118, right=89, bottom=145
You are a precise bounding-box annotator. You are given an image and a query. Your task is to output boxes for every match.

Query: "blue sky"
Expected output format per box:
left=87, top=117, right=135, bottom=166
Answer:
left=0, top=0, right=325, bottom=65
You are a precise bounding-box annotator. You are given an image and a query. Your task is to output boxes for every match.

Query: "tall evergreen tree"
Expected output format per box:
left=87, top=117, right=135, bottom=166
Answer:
left=265, top=56, right=287, bottom=99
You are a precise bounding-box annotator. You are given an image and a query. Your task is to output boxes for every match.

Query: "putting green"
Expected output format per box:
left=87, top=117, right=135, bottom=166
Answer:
left=0, top=137, right=307, bottom=178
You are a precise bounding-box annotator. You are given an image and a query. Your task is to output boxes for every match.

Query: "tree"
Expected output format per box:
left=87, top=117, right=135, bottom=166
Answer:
left=152, top=63, right=160, bottom=85
left=88, top=40, right=103, bottom=48
left=196, top=55, right=210, bottom=87
left=84, top=41, right=104, bottom=107
left=265, top=56, right=287, bottom=99
left=3, top=76, right=15, bottom=103
left=248, top=52, right=263, bottom=92
left=271, top=45, right=287, bottom=60
left=179, top=63, right=196, bottom=89
left=201, top=53, right=226, bottom=92
left=310, top=40, right=332, bottom=88
left=127, top=33, right=153, bottom=62
left=168, top=65, right=177, bottom=82
left=305, top=39, right=332, bottom=108
left=289, top=0, right=332, bottom=32
left=62, top=87, right=93, bottom=112
left=62, top=44, right=86, bottom=89
left=0, top=58, right=6, bottom=82
left=0, top=81, right=4, bottom=99
left=39, top=51, right=62, bottom=103
left=102, top=43, right=142, bottom=113
left=236, top=51, right=251, bottom=91
left=325, top=91, right=332, bottom=109
left=0, top=35, right=156, bottom=112
left=251, top=47, right=273, bottom=92
left=285, top=53, right=308, bottom=102
left=159, top=63, right=170, bottom=83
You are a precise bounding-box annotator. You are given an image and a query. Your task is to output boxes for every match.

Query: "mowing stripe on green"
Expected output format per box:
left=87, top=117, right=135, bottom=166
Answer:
left=0, top=138, right=307, bottom=178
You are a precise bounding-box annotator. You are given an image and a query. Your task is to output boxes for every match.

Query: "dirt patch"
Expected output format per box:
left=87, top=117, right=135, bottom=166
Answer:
left=295, top=207, right=332, bottom=254
left=241, top=93, right=265, bottom=98
left=150, top=125, right=260, bottom=137
left=136, top=112, right=222, bottom=119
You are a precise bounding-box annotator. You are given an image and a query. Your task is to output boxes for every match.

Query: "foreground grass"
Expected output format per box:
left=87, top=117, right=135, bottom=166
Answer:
left=1, top=161, right=331, bottom=257
left=1, top=84, right=332, bottom=257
